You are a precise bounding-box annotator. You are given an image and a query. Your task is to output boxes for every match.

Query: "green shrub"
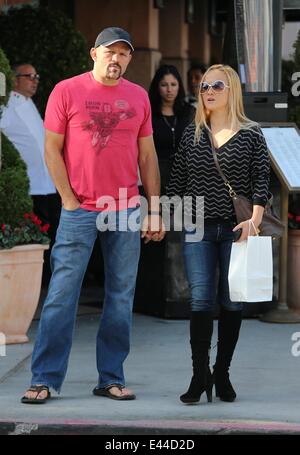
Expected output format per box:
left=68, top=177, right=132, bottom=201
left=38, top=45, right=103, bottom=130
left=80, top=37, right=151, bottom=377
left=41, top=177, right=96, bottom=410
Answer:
left=0, top=134, right=50, bottom=249
left=0, top=5, right=90, bottom=116
left=0, top=134, right=33, bottom=228
left=289, top=104, right=300, bottom=128
left=281, top=59, right=296, bottom=95
left=0, top=47, right=13, bottom=109
left=293, top=28, right=300, bottom=69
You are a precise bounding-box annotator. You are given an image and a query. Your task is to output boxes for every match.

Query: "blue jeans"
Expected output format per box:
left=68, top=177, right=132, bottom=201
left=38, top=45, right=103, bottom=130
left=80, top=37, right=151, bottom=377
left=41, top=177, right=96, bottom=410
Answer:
left=183, top=220, right=243, bottom=312
left=31, top=207, right=140, bottom=392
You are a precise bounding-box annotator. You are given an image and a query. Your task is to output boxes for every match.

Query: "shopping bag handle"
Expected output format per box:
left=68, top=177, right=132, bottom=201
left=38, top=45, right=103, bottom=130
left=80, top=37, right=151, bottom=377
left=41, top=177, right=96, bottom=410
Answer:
left=248, top=220, right=259, bottom=236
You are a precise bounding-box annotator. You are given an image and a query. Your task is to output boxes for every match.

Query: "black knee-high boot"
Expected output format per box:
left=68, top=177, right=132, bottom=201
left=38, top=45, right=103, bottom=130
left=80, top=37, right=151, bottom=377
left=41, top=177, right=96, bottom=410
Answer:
left=213, top=307, right=242, bottom=402
left=180, top=311, right=214, bottom=404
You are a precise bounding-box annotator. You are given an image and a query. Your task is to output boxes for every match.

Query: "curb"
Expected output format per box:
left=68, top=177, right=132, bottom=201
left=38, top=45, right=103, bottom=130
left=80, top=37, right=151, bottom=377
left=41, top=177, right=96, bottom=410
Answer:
left=2, top=418, right=300, bottom=435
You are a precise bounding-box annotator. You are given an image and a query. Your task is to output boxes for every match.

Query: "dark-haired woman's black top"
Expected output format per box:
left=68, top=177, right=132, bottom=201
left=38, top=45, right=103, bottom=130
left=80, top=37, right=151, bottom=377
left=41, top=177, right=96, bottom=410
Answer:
left=152, top=102, right=195, bottom=191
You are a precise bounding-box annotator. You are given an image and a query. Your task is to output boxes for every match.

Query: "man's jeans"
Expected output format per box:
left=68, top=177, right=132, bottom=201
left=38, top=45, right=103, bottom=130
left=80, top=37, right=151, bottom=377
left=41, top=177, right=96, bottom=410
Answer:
left=31, top=207, right=140, bottom=392
left=183, top=220, right=243, bottom=312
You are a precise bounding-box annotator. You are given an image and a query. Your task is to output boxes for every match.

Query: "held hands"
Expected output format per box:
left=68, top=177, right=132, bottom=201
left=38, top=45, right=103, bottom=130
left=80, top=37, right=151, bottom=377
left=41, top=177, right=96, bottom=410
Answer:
left=141, top=213, right=166, bottom=244
left=62, top=199, right=166, bottom=243
left=232, top=219, right=260, bottom=243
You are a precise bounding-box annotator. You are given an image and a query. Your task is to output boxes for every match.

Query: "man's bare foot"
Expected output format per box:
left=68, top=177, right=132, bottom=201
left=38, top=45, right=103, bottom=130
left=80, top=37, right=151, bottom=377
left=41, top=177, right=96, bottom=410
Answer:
left=108, top=386, right=134, bottom=398
left=93, top=384, right=136, bottom=400
left=21, top=385, right=50, bottom=403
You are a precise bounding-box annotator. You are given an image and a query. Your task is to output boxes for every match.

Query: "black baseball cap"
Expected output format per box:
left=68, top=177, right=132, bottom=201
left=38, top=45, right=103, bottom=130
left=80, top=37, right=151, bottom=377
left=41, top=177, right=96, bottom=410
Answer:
left=94, top=27, right=134, bottom=52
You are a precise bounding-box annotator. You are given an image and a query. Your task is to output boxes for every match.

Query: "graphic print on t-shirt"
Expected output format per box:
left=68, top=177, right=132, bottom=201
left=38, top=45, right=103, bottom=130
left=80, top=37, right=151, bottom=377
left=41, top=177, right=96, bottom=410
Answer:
left=82, top=100, right=136, bottom=153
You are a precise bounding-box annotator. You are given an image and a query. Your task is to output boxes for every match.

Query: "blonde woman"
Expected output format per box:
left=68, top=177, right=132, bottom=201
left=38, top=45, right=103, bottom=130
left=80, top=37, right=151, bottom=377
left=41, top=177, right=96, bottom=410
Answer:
left=167, top=64, right=270, bottom=404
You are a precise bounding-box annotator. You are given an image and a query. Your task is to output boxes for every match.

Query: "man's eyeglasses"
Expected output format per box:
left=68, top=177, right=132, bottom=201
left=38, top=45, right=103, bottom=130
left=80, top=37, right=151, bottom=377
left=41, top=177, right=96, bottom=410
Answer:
left=200, top=80, right=229, bottom=94
left=16, top=73, right=40, bottom=81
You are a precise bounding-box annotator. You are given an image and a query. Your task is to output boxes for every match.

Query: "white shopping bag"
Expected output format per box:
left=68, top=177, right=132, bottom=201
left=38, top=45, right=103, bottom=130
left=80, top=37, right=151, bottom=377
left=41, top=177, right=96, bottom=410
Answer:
left=228, top=236, right=273, bottom=302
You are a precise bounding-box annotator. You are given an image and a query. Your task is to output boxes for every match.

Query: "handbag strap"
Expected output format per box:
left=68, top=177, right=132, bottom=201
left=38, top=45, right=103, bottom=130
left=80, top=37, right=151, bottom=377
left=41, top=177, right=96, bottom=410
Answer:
left=208, top=131, right=237, bottom=198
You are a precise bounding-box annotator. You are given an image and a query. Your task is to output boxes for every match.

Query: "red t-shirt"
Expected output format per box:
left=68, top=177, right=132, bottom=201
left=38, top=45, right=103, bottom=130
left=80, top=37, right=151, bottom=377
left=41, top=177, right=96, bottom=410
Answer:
left=44, top=72, right=152, bottom=211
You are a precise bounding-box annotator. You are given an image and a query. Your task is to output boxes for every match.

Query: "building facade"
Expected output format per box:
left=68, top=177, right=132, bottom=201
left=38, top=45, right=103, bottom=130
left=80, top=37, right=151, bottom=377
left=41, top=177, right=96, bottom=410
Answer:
left=1, top=0, right=300, bottom=90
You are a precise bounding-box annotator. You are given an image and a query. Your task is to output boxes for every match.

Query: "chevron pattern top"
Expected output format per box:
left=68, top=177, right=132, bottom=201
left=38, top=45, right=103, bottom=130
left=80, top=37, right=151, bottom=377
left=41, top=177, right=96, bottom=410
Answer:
left=166, top=124, right=270, bottom=220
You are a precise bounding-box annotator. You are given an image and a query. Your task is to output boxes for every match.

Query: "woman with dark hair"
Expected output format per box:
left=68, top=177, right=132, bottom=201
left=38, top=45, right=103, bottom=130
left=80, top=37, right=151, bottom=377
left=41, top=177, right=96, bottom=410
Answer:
left=149, top=65, right=195, bottom=192
left=134, top=66, right=194, bottom=317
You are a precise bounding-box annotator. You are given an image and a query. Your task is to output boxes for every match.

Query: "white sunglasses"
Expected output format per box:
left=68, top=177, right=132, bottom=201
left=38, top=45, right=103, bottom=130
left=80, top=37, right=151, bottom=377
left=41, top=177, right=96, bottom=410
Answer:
left=200, top=80, right=230, bottom=93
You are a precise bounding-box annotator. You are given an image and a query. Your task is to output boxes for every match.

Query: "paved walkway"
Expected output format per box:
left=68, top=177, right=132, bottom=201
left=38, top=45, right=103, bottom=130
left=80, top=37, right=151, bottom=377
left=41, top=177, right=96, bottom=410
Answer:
left=1, top=305, right=300, bottom=435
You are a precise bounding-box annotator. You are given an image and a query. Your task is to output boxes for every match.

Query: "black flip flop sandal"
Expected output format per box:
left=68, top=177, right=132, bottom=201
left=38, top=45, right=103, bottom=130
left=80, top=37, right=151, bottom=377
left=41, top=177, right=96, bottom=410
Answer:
left=93, top=384, right=136, bottom=400
left=21, top=385, right=51, bottom=404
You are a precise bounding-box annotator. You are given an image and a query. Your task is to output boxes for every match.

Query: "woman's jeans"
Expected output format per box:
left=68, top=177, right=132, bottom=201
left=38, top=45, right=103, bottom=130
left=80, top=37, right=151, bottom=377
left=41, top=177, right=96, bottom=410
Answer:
left=183, top=220, right=243, bottom=312
left=31, top=207, right=140, bottom=392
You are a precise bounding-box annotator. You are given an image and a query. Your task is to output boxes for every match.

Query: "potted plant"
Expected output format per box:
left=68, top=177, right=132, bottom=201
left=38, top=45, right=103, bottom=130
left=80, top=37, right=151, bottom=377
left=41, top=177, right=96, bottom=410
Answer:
left=287, top=196, right=300, bottom=314
left=0, top=48, right=50, bottom=344
left=0, top=134, right=50, bottom=345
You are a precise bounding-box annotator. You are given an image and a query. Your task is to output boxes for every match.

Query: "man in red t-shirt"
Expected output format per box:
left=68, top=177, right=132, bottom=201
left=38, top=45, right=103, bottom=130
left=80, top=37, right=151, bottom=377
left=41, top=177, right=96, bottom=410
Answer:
left=22, top=27, right=164, bottom=404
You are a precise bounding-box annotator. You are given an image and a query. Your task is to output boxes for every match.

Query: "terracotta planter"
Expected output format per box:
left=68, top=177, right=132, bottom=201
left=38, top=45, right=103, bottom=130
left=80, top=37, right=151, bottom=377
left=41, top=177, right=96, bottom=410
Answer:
left=287, top=230, right=300, bottom=314
left=0, top=244, right=49, bottom=344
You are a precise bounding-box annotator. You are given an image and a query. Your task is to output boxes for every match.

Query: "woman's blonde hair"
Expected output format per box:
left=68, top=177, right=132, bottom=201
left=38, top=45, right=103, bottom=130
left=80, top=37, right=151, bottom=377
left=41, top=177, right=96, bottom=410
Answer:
left=194, top=64, right=258, bottom=142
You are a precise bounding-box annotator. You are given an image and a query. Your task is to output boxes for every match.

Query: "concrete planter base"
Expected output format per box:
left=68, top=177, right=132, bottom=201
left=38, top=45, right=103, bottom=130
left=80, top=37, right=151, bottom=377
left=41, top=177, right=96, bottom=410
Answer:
left=0, top=244, right=49, bottom=344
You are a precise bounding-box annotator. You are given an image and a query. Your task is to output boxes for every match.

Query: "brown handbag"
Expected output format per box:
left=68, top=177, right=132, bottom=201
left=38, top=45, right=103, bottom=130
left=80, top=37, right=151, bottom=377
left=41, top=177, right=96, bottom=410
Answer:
left=209, top=133, right=285, bottom=239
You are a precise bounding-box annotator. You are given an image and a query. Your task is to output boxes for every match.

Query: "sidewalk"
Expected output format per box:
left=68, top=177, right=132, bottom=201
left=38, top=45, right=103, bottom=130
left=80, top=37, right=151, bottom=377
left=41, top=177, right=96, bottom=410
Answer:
left=1, top=296, right=300, bottom=435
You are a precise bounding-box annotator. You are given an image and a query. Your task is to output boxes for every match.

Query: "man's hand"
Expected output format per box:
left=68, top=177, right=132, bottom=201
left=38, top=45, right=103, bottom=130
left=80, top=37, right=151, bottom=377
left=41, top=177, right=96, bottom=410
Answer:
left=141, top=214, right=165, bottom=244
left=62, top=196, right=81, bottom=211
